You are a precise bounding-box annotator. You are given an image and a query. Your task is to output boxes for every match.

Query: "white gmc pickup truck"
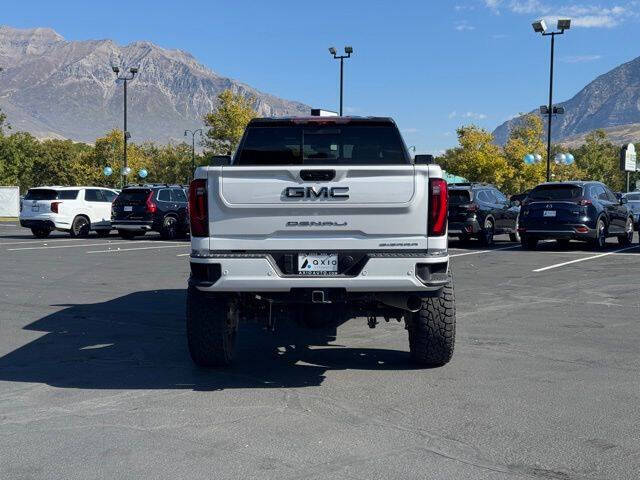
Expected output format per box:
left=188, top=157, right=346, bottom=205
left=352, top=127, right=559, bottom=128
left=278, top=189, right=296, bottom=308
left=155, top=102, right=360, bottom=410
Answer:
left=186, top=116, right=455, bottom=367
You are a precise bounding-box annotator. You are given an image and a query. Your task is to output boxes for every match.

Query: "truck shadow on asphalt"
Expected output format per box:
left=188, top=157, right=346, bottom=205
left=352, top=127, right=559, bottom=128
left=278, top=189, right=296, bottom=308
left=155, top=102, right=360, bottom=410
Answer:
left=0, top=289, right=418, bottom=391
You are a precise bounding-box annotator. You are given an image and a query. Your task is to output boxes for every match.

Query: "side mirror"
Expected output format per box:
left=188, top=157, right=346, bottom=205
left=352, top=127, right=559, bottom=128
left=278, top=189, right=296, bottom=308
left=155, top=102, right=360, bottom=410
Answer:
left=511, top=199, right=521, bottom=207
left=210, top=155, right=231, bottom=166
left=414, top=154, right=434, bottom=165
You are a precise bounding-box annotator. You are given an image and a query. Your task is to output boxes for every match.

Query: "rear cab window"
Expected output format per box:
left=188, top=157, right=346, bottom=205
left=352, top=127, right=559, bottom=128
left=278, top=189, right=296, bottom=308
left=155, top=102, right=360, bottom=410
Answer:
left=528, top=184, right=583, bottom=201
left=234, top=120, right=409, bottom=166
left=116, top=189, right=151, bottom=204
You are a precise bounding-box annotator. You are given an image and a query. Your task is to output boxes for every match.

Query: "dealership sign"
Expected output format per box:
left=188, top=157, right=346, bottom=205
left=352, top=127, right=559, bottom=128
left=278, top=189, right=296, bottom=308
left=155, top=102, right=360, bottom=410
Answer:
left=620, top=143, right=637, bottom=172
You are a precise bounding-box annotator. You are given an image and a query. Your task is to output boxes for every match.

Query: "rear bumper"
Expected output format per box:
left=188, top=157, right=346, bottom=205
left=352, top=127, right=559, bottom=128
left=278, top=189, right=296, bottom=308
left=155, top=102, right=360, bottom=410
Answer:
left=20, top=219, right=56, bottom=230
left=519, top=224, right=595, bottom=240
left=112, top=221, right=154, bottom=231
left=189, top=252, right=450, bottom=293
left=448, top=220, right=481, bottom=236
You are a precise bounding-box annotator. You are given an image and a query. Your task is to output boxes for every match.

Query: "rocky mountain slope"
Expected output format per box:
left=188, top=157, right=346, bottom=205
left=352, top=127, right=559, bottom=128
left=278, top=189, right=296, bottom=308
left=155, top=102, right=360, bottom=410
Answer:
left=0, top=26, right=309, bottom=143
left=493, top=55, right=640, bottom=145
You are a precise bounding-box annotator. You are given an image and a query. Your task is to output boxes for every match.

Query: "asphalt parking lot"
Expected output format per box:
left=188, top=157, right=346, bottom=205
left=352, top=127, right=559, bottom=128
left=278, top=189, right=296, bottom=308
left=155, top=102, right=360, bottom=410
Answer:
left=1, top=222, right=639, bottom=479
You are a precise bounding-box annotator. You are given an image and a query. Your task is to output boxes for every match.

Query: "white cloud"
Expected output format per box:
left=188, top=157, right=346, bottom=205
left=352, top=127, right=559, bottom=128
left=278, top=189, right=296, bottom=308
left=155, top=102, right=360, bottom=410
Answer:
left=561, top=54, right=602, bottom=63
left=449, top=111, right=487, bottom=120
left=454, top=20, right=475, bottom=31
left=483, top=1, right=631, bottom=28
left=402, top=128, right=419, bottom=134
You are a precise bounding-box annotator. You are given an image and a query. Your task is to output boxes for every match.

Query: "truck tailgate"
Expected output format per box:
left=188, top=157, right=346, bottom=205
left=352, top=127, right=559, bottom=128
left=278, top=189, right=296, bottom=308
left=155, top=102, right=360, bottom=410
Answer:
left=206, top=165, right=435, bottom=251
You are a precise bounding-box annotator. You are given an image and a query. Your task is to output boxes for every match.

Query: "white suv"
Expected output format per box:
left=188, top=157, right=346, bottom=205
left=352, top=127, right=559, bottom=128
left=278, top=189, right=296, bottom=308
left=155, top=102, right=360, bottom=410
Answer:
left=19, top=186, right=119, bottom=238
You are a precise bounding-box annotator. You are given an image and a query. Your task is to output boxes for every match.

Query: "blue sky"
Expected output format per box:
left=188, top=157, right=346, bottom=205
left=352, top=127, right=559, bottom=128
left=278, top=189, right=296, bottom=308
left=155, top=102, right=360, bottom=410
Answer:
left=4, top=0, right=640, bottom=153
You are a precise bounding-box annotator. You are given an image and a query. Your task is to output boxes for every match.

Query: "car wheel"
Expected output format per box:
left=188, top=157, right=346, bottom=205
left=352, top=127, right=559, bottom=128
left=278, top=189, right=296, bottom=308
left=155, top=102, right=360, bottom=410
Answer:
left=509, top=216, right=521, bottom=243
left=31, top=228, right=51, bottom=239
left=479, top=218, right=494, bottom=246
left=186, top=286, right=238, bottom=367
left=593, top=218, right=607, bottom=250
left=618, top=217, right=633, bottom=246
left=160, top=216, right=178, bottom=240
left=70, top=216, right=90, bottom=237
left=95, top=229, right=110, bottom=238
left=521, top=234, right=538, bottom=250
left=407, top=273, right=456, bottom=367
left=118, top=229, right=142, bottom=240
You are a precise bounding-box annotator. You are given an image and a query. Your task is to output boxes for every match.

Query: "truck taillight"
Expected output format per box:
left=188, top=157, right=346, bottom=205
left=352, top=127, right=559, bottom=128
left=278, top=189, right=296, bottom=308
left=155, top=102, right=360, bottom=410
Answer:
left=428, top=178, right=448, bottom=236
left=51, top=201, right=61, bottom=214
left=145, top=191, right=157, bottom=213
left=189, top=179, right=208, bottom=237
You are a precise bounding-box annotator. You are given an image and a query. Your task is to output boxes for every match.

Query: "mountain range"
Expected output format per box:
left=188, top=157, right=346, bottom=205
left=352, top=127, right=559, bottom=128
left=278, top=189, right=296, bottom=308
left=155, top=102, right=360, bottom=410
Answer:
left=493, top=55, right=640, bottom=146
left=0, top=26, right=309, bottom=144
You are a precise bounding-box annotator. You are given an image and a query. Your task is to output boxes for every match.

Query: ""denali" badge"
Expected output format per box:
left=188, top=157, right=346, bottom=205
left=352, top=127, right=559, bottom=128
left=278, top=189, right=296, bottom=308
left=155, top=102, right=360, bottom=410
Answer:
left=284, top=186, right=349, bottom=199
left=286, top=221, right=348, bottom=227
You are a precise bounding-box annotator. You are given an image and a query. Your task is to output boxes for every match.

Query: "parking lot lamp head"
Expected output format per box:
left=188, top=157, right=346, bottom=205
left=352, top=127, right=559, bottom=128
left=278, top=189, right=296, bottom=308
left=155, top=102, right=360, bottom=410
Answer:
left=532, top=19, right=547, bottom=33
left=112, top=66, right=120, bottom=74
left=344, top=46, right=353, bottom=55
left=328, top=47, right=337, bottom=56
left=557, top=19, right=571, bottom=31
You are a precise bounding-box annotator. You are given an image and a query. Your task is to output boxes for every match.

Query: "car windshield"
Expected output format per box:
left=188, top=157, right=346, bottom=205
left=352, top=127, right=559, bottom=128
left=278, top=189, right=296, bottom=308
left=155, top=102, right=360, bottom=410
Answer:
left=448, top=190, right=471, bottom=205
left=528, top=184, right=583, bottom=200
left=235, top=125, right=408, bottom=165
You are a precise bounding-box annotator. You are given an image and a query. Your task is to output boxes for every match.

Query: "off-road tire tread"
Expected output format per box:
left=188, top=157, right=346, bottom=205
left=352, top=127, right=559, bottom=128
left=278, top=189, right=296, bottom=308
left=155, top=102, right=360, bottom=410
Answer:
left=408, top=275, right=456, bottom=367
left=186, top=286, right=236, bottom=367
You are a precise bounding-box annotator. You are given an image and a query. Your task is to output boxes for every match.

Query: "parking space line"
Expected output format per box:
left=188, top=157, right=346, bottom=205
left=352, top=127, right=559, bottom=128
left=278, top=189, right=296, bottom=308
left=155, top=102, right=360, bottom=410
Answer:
left=0, top=237, right=98, bottom=246
left=87, top=244, right=188, bottom=254
left=6, top=241, right=151, bottom=251
left=176, top=253, right=190, bottom=257
left=533, top=245, right=640, bottom=272
left=449, top=244, right=521, bottom=258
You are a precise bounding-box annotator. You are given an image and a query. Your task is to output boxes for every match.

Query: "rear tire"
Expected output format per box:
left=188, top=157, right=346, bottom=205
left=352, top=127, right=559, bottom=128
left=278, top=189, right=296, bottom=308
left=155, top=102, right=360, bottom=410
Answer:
left=521, top=234, right=538, bottom=250
left=118, top=229, right=143, bottom=240
left=70, top=215, right=90, bottom=238
left=618, top=217, right=633, bottom=247
left=31, top=228, right=51, bottom=239
left=509, top=232, right=520, bottom=243
left=407, top=274, right=456, bottom=367
left=593, top=218, right=607, bottom=250
left=479, top=218, right=494, bottom=247
left=186, top=286, right=238, bottom=367
left=160, top=216, right=178, bottom=240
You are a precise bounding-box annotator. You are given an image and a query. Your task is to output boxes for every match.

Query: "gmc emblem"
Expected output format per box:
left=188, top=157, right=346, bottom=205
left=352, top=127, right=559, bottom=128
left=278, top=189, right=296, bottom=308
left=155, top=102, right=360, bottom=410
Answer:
left=284, top=186, right=349, bottom=199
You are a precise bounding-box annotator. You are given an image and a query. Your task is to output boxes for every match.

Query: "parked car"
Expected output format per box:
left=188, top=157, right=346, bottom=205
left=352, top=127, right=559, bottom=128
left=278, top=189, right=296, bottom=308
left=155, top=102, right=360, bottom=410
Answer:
left=111, top=184, right=189, bottom=240
left=19, top=186, right=118, bottom=238
left=622, top=191, right=640, bottom=230
left=518, top=181, right=634, bottom=250
left=448, top=183, right=520, bottom=245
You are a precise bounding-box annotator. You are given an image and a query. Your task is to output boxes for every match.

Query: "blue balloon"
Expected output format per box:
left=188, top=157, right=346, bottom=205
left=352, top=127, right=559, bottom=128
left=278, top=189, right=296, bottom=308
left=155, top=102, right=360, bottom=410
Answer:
left=103, top=166, right=113, bottom=176
left=139, top=168, right=148, bottom=179
left=524, top=154, right=535, bottom=165
left=564, top=153, right=575, bottom=165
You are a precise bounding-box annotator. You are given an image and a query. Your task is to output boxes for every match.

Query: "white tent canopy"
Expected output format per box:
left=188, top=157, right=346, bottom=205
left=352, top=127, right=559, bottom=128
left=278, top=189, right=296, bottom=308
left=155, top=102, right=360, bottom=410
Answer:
left=0, top=186, right=20, bottom=217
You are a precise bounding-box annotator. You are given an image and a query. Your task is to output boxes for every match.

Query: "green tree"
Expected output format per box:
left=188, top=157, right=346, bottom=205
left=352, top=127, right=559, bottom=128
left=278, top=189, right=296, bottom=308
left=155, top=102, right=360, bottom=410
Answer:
left=0, top=132, right=40, bottom=192
left=502, top=114, right=547, bottom=193
left=438, top=125, right=512, bottom=189
left=570, top=130, right=625, bottom=191
left=203, top=89, right=257, bottom=155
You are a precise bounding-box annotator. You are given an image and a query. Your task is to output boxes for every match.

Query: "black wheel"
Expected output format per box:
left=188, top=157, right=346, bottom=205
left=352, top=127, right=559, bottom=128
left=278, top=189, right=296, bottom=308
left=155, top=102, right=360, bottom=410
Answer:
left=479, top=218, right=494, bottom=246
left=556, top=239, right=570, bottom=249
left=593, top=218, right=607, bottom=250
left=70, top=216, right=90, bottom=237
left=31, top=228, right=51, bottom=238
left=521, top=234, right=538, bottom=250
left=509, top=232, right=520, bottom=243
left=160, top=216, right=178, bottom=240
left=95, top=229, right=111, bottom=237
left=118, top=229, right=143, bottom=240
left=186, top=286, right=238, bottom=367
left=407, top=274, right=456, bottom=367
left=618, top=217, right=633, bottom=246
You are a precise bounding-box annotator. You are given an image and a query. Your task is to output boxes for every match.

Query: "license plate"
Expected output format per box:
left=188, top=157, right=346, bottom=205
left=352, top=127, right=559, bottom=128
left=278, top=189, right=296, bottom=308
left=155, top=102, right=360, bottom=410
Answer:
left=31, top=204, right=39, bottom=212
left=543, top=210, right=556, bottom=217
left=298, top=253, right=338, bottom=275
left=124, top=206, right=133, bottom=212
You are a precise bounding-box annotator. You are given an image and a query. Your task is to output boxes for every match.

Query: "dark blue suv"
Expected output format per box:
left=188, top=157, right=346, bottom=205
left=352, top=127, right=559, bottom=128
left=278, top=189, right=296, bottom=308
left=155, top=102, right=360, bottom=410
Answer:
left=518, top=181, right=634, bottom=250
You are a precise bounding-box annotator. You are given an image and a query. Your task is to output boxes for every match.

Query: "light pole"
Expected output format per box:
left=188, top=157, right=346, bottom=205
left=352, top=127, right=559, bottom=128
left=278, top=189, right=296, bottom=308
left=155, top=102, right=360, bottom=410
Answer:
left=184, top=129, right=203, bottom=180
left=532, top=18, right=570, bottom=182
left=328, top=46, right=353, bottom=116
left=112, top=66, right=138, bottom=187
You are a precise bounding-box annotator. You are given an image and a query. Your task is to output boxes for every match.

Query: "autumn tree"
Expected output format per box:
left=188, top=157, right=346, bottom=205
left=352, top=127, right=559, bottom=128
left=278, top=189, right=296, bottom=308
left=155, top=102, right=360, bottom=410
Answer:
left=438, top=125, right=512, bottom=189
left=203, top=89, right=257, bottom=155
left=570, top=130, right=625, bottom=191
